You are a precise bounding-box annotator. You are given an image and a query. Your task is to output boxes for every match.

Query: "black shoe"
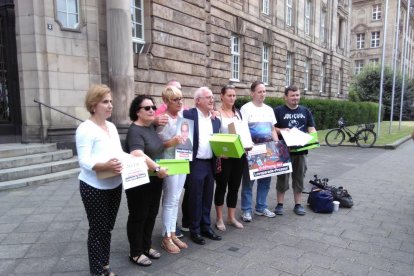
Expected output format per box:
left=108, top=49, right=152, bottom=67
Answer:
left=201, top=229, right=222, bottom=241
left=190, top=233, right=206, bottom=245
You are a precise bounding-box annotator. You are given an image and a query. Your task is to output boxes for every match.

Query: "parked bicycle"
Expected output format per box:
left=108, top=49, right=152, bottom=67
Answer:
left=325, top=117, right=377, bottom=148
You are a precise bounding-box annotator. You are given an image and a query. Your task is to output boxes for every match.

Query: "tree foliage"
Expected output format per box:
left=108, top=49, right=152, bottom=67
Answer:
left=349, top=65, right=414, bottom=120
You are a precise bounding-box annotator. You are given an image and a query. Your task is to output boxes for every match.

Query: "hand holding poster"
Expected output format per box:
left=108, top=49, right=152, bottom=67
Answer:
left=122, top=157, right=150, bottom=190
left=175, top=118, right=194, bottom=161
left=246, top=141, right=292, bottom=180
left=280, top=127, right=313, bottom=147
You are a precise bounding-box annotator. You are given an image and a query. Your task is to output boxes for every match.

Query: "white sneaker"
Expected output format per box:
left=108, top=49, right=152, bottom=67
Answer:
left=255, top=209, right=276, bottom=218
left=241, top=211, right=252, bottom=222
left=180, top=226, right=190, bottom=232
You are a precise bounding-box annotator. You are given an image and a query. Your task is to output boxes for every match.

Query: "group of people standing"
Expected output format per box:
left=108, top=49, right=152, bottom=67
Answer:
left=76, top=80, right=316, bottom=275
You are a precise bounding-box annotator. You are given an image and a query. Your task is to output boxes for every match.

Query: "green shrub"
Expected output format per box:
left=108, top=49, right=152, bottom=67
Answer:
left=235, top=96, right=378, bottom=130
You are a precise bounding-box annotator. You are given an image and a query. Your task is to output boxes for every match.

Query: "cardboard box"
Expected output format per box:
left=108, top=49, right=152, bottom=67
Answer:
left=149, top=159, right=190, bottom=176
left=290, top=132, right=320, bottom=152
left=96, top=170, right=119, bottom=179
left=209, top=134, right=245, bottom=158
left=228, top=121, right=254, bottom=149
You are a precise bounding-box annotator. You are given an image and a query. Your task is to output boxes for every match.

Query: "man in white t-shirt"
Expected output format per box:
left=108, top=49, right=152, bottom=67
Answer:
left=240, top=81, right=279, bottom=222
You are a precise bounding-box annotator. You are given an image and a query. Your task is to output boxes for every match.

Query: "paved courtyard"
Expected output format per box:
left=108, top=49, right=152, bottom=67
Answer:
left=0, top=142, right=413, bottom=275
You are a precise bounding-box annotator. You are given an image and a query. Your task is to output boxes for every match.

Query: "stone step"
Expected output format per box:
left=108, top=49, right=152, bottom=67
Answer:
left=0, top=143, right=57, bottom=158
left=0, top=158, right=79, bottom=182
left=0, top=150, right=74, bottom=170
left=0, top=168, right=80, bottom=191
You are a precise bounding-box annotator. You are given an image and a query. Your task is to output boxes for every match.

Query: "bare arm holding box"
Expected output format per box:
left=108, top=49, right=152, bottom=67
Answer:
left=130, top=149, right=168, bottom=179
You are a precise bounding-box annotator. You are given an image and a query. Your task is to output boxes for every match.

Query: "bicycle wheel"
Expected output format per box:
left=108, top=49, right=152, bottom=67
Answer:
left=355, top=129, right=376, bottom=148
left=325, top=129, right=345, bottom=147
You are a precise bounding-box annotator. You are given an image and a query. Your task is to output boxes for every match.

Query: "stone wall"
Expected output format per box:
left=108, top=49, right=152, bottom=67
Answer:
left=15, top=0, right=101, bottom=142
left=134, top=0, right=351, bottom=108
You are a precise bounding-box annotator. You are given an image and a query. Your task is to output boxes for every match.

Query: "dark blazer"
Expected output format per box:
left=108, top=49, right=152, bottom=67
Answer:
left=183, top=108, right=221, bottom=161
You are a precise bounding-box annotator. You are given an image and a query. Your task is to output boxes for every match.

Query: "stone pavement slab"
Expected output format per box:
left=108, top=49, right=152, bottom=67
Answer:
left=0, top=142, right=413, bottom=275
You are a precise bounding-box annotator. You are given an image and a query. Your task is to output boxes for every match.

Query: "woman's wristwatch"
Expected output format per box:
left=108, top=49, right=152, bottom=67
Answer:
left=153, top=166, right=161, bottom=173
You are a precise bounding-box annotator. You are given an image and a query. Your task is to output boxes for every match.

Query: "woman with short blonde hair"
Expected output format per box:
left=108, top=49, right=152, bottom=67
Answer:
left=76, top=84, right=124, bottom=276
left=157, top=85, right=189, bottom=254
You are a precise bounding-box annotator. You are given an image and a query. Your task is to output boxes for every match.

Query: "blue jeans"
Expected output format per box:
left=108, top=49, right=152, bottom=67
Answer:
left=241, top=163, right=271, bottom=213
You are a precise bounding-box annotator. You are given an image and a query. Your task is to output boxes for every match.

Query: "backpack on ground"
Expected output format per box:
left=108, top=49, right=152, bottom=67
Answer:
left=309, top=175, right=354, bottom=208
left=307, top=187, right=334, bottom=213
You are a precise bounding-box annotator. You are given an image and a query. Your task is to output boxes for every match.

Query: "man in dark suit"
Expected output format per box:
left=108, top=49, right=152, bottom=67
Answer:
left=181, top=87, right=222, bottom=245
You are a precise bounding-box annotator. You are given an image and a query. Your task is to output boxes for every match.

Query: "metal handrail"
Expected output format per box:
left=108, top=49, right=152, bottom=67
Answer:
left=34, top=99, right=83, bottom=143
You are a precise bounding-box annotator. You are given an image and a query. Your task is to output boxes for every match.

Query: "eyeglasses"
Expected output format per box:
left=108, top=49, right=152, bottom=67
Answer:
left=171, top=97, right=183, bottom=102
left=139, top=105, right=157, bottom=111
left=198, top=95, right=214, bottom=100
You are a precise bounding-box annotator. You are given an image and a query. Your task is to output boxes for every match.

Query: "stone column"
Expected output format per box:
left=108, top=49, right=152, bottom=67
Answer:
left=106, top=0, right=134, bottom=125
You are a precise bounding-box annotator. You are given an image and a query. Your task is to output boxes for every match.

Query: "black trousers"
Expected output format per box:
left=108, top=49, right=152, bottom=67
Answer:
left=125, top=176, right=163, bottom=257
left=214, top=156, right=245, bottom=208
left=80, top=181, right=122, bottom=275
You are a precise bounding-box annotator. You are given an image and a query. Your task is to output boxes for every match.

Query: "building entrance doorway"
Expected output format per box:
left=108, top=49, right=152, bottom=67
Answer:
left=0, top=0, right=21, bottom=142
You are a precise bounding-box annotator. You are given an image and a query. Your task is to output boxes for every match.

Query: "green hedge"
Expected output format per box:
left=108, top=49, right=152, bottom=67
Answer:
left=235, top=97, right=379, bottom=130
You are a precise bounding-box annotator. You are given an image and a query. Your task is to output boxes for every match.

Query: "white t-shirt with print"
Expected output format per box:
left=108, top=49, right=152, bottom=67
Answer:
left=240, top=101, right=276, bottom=144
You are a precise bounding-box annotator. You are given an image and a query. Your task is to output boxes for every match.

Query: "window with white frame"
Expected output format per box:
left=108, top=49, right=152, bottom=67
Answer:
left=319, top=63, right=325, bottom=93
left=320, top=9, right=326, bottom=43
left=372, top=4, right=381, bottom=21
left=371, top=31, right=380, bottom=48
left=285, top=52, right=292, bottom=87
left=286, top=0, right=293, bottom=26
left=305, top=0, right=312, bottom=35
left=262, top=45, right=269, bottom=84
left=356, top=33, right=365, bottom=49
left=56, top=0, right=80, bottom=29
left=355, top=60, right=364, bottom=75
left=263, top=0, right=270, bottom=15
left=304, top=59, right=311, bottom=91
left=231, top=35, right=240, bottom=81
left=131, top=0, right=145, bottom=54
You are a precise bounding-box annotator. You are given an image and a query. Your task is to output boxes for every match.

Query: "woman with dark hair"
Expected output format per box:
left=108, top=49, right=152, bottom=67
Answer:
left=125, top=95, right=169, bottom=267
left=76, top=84, right=123, bottom=276
left=214, top=84, right=245, bottom=231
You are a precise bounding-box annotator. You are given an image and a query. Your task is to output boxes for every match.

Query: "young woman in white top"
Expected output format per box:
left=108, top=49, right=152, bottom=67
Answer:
left=76, top=84, right=123, bottom=276
left=214, top=84, right=246, bottom=231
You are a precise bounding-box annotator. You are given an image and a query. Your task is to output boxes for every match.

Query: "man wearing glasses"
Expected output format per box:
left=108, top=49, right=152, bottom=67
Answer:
left=181, top=87, right=222, bottom=245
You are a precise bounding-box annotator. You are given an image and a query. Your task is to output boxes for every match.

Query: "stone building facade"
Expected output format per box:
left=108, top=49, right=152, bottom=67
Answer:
left=0, top=0, right=351, bottom=144
left=132, top=0, right=352, bottom=103
left=350, top=0, right=414, bottom=76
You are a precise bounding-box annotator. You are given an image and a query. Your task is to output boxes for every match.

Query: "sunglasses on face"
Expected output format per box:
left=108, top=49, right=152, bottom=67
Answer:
left=171, top=97, right=183, bottom=102
left=139, top=105, right=157, bottom=111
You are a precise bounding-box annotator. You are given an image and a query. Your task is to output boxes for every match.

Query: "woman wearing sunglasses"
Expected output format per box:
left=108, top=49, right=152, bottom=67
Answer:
left=124, top=95, right=168, bottom=267
left=156, top=86, right=189, bottom=254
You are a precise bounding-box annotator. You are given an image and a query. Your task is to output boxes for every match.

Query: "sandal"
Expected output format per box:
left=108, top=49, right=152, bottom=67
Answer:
left=129, top=254, right=152, bottom=267
left=172, top=236, right=188, bottom=249
left=144, top=248, right=161, bottom=259
left=102, top=265, right=117, bottom=276
left=215, top=219, right=226, bottom=231
left=161, top=238, right=180, bottom=254
left=228, top=218, right=244, bottom=229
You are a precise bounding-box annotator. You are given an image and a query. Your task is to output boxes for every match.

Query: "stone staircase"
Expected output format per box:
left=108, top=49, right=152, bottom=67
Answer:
left=0, top=143, right=79, bottom=191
